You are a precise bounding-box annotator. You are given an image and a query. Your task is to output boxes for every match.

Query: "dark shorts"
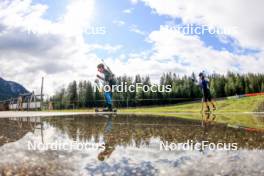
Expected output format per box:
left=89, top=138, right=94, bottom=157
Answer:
left=203, top=89, right=212, bottom=102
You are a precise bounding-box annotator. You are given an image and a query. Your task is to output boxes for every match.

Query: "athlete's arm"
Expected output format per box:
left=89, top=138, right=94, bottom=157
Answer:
left=97, top=74, right=105, bottom=81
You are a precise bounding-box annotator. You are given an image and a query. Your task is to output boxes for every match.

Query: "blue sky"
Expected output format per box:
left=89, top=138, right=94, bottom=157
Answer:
left=33, top=0, right=260, bottom=59
left=32, top=0, right=69, bottom=21
left=0, top=0, right=263, bottom=94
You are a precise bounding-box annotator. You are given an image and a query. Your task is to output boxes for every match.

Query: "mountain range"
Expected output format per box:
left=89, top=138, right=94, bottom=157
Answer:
left=0, top=77, right=29, bottom=101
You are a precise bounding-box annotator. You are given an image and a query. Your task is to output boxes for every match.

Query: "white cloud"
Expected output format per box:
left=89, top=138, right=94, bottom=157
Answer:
left=130, top=0, right=139, bottom=5
left=98, top=54, right=185, bottom=83
left=123, top=8, right=134, bottom=14
left=146, top=26, right=264, bottom=75
left=61, top=0, right=95, bottom=36
left=112, top=20, right=125, bottom=27
left=140, top=0, right=264, bottom=49
left=0, top=0, right=94, bottom=36
left=0, top=0, right=263, bottom=97
left=129, top=24, right=145, bottom=35
left=87, top=44, right=123, bottom=53
left=0, top=0, right=99, bottom=95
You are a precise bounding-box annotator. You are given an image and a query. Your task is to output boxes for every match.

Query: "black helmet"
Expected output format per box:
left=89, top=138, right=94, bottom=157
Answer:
left=199, top=72, right=204, bottom=77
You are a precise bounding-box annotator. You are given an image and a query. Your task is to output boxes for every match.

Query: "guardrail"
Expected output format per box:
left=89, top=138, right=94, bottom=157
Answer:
left=227, top=92, right=264, bottom=99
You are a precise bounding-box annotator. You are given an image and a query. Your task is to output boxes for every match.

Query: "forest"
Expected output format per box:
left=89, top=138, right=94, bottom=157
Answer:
left=51, top=72, right=264, bottom=109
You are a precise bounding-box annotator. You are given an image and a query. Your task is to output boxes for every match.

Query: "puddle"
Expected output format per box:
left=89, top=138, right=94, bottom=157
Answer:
left=0, top=114, right=263, bottom=176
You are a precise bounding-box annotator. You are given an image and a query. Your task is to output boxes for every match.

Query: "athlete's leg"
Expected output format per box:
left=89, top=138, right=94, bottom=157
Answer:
left=108, top=92, right=113, bottom=111
left=204, top=101, right=210, bottom=112
left=207, top=92, right=216, bottom=110
left=210, top=100, right=216, bottom=110
left=203, top=92, right=210, bottom=112
left=104, top=92, right=113, bottom=111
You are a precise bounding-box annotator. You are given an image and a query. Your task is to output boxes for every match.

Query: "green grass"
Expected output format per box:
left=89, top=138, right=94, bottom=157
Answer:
left=118, top=96, right=264, bottom=129
left=156, top=113, right=264, bottom=129
left=48, top=96, right=264, bottom=129
left=120, top=96, right=264, bottom=113
left=48, top=96, right=264, bottom=114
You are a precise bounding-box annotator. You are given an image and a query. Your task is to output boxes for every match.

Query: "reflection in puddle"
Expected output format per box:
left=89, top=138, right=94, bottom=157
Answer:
left=0, top=114, right=263, bottom=175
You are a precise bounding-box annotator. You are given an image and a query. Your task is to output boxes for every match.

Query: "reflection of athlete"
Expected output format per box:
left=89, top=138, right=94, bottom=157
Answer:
left=194, top=72, right=216, bottom=112
left=201, top=113, right=217, bottom=145
left=201, top=113, right=216, bottom=128
left=95, top=63, right=116, bottom=112
left=98, top=116, right=115, bottom=161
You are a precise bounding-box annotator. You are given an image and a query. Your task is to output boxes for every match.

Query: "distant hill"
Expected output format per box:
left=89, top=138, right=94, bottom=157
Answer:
left=0, top=77, right=29, bottom=101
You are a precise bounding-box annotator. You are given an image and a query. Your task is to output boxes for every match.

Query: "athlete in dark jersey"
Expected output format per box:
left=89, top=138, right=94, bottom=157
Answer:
left=197, top=72, right=216, bottom=112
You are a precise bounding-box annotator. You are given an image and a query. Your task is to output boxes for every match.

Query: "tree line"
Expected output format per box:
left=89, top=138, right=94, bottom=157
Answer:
left=51, top=72, right=264, bottom=109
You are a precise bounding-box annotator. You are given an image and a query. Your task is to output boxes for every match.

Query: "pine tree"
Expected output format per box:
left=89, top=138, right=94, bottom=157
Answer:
left=68, top=81, right=78, bottom=108
left=84, top=81, right=94, bottom=107
left=261, top=82, right=264, bottom=92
